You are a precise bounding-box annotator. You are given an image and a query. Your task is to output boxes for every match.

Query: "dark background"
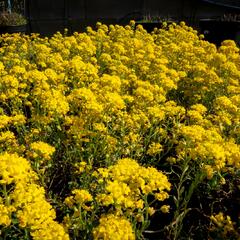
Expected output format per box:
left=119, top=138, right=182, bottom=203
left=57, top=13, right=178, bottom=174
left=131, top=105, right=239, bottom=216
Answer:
left=1, top=0, right=240, bottom=44
left=23, top=0, right=240, bottom=35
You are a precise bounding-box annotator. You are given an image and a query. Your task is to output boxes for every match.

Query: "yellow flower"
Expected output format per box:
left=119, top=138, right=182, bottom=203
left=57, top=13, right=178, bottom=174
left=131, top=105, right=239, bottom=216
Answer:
left=0, top=204, right=15, bottom=226
left=64, top=196, right=75, bottom=208
left=30, top=141, right=55, bottom=162
left=155, top=192, right=169, bottom=201
left=0, top=152, right=36, bottom=184
left=203, top=165, right=215, bottom=179
left=0, top=115, right=11, bottom=129
left=72, top=189, right=93, bottom=204
left=147, top=142, right=163, bottom=156
left=210, top=212, right=236, bottom=237
left=93, top=214, right=135, bottom=240
left=160, top=205, right=170, bottom=213
left=147, top=207, right=156, bottom=216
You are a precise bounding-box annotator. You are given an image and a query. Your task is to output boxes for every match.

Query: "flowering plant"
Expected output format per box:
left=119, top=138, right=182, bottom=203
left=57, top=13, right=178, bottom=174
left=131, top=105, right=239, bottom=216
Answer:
left=0, top=0, right=26, bottom=26
left=0, top=11, right=26, bottom=26
left=0, top=21, right=239, bottom=239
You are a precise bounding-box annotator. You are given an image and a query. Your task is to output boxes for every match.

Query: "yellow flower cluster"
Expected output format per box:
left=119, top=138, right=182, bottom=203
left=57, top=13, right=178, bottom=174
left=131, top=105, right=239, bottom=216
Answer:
left=147, top=142, right=163, bottom=156
left=95, top=158, right=171, bottom=211
left=0, top=201, right=15, bottom=226
left=176, top=124, right=240, bottom=176
left=0, top=152, right=36, bottom=184
left=13, top=183, right=69, bottom=240
left=64, top=159, right=170, bottom=237
left=29, top=141, right=55, bottom=162
left=0, top=20, right=239, bottom=239
left=210, top=212, right=239, bottom=238
left=93, top=214, right=135, bottom=240
left=0, top=152, right=69, bottom=240
left=64, top=189, right=93, bottom=209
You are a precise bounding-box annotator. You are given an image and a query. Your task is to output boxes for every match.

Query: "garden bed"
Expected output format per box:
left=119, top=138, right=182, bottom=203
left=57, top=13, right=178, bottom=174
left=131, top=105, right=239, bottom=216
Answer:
left=0, top=21, right=239, bottom=239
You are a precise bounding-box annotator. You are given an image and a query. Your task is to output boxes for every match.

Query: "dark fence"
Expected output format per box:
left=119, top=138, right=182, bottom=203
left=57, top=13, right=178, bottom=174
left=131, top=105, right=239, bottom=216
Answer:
left=24, top=0, right=240, bottom=36
left=201, top=0, right=240, bottom=9
left=1, top=0, right=240, bottom=44
left=27, top=0, right=145, bottom=35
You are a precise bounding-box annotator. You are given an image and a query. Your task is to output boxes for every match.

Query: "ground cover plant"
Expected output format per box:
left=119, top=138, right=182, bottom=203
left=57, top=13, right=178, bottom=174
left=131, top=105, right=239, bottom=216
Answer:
left=0, top=21, right=239, bottom=240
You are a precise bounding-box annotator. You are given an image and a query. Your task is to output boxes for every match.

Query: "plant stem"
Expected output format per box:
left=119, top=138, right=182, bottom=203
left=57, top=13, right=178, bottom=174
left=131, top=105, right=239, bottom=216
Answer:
left=171, top=163, right=204, bottom=240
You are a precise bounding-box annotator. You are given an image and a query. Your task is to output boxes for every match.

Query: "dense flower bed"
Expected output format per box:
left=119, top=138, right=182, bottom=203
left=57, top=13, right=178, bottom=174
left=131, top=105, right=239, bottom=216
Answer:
left=0, top=21, right=239, bottom=239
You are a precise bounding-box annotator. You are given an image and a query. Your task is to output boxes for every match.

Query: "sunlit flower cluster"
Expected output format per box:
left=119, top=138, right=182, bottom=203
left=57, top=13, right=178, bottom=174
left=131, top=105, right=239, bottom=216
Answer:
left=0, top=153, right=69, bottom=239
left=93, top=214, right=135, bottom=240
left=0, top=20, right=239, bottom=239
left=95, top=158, right=171, bottom=211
